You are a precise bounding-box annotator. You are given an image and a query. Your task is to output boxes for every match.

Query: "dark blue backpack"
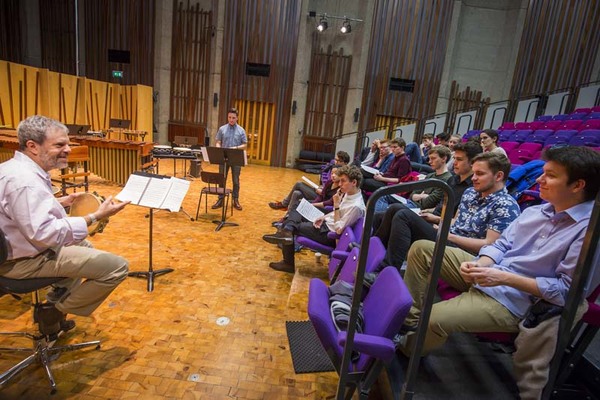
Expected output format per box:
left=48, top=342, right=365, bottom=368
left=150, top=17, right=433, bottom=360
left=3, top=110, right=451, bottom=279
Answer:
left=506, top=160, right=546, bottom=200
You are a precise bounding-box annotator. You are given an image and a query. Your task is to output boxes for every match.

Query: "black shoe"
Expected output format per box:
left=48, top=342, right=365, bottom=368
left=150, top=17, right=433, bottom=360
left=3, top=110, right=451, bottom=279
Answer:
left=262, top=230, right=293, bottom=245
left=233, top=199, right=242, bottom=211
left=269, top=260, right=295, bottom=273
left=211, top=198, right=224, bottom=209
left=34, top=303, right=66, bottom=336
left=60, top=319, right=76, bottom=333
left=46, top=286, right=69, bottom=303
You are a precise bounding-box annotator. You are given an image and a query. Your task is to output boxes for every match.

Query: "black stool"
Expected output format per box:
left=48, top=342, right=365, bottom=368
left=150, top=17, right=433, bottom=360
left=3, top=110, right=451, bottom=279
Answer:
left=0, top=276, right=101, bottom=394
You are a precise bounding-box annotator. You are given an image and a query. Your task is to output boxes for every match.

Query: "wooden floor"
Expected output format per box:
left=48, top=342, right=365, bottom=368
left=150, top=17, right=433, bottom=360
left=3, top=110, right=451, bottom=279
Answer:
left=0, top=162, right=344, bottom=399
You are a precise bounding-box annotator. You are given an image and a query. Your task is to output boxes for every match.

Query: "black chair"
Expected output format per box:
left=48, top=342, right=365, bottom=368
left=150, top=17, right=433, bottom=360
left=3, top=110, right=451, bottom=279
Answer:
left=0, top=230, right=100, bottom=394
left=195, top=171, right=233, bottom=230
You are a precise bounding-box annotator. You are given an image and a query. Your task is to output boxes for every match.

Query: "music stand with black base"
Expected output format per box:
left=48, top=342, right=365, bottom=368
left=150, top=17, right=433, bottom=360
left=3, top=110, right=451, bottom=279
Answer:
left=128, top=208, right=173, bottom=292
left=205, top=147, right=246, bottom=231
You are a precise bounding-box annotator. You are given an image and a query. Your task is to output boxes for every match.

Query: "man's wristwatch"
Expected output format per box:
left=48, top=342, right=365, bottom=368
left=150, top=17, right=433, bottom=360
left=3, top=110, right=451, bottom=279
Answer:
left=87, top=213, right=97, bottom=225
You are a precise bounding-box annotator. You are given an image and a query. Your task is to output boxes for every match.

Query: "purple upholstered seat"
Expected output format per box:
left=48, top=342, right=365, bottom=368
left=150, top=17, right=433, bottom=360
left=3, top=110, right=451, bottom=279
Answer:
left=333, top=237, right=386, bottom=284
left=308, top=266, right=413, bottom=376
left=296, top=217, right=364, bottom=257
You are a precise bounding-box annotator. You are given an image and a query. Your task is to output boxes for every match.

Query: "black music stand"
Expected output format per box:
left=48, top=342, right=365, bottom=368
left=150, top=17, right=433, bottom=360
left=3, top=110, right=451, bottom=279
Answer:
left=126, top=172, right=179, bottom=292
left=109, top=119, right=131, bottom=129
left=205, top=146, right=245, bottom=231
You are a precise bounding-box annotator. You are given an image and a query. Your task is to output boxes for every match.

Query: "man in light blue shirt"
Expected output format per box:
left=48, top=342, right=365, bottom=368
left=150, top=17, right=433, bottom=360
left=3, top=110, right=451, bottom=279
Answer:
left=212, top=108, right=247, bottom=211
left=402, top=145, right=600, bottom=354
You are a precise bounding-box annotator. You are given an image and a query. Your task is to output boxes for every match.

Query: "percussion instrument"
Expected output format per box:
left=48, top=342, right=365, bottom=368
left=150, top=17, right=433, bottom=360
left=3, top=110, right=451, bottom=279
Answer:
left=69, top=192, right=109, bottom=236
left=173, top=147, right=192, bottom=155
left=152, top=145, right=172, bottom=155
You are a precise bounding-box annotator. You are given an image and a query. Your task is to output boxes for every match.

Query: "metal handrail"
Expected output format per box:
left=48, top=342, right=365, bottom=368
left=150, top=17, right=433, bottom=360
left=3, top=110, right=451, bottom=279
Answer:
left=334, top=179, right=455, bottom=400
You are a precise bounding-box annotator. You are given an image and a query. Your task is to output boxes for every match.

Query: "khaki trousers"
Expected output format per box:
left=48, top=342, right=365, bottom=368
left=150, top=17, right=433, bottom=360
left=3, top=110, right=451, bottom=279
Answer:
left=403, top=240, right=520, bottom=354
left=1, top=244, right=128, bottom=316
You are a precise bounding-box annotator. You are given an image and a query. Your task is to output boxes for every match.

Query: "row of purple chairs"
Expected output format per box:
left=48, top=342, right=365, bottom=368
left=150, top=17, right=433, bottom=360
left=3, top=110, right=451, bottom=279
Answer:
left=499, top=118, right=600, bottom=132
left=499, top=128, right=600, bottom=146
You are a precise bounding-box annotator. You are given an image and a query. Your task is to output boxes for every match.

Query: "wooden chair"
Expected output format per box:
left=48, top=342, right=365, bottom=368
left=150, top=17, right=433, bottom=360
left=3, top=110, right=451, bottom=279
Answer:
left=57, top=145, right=90, bottom=195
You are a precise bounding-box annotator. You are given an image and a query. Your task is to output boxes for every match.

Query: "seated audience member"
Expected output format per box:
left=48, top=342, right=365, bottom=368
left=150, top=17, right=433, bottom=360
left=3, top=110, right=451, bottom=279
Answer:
left=262, top=165, right=366, bottom=273
left=0, top=115, right=130, bottom=336
left=375, top=150, right=519, bottom=272
left=269, top=151, right=349, bottom=210
left=435, top=132, right=451, bottom=147
left=446, top=134, right=464, bottom=171
left=273, top=168, right=341, bottom=227
left=375, top=145, right=452, bottom=212
left=420, top=133, right=434, bottom=163
left=400, top=146, right=600, bottom=365
left=362, top=139, right=412, bottom=193
left=360, top=139, right=394, bottom=178
left=352, top=139, right=380, bottom=167
left=374, top=141, right=482, bottom=234
left=480, top=129, right=507, bottom=157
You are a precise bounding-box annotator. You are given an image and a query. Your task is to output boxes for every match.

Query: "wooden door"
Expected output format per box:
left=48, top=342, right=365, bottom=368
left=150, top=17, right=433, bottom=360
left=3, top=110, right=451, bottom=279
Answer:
left=234, top=100, right=275, bottom=165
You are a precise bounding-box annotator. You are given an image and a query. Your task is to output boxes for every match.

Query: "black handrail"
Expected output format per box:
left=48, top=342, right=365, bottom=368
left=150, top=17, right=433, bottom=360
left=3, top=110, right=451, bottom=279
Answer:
left=334, top=179, right=455, bottom=400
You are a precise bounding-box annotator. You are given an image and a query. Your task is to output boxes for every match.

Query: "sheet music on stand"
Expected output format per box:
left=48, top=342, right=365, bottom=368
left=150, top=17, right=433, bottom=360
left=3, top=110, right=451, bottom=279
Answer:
left=115, top=171, right=190, bottom=212
left=297, top=198, right=325, bottom=223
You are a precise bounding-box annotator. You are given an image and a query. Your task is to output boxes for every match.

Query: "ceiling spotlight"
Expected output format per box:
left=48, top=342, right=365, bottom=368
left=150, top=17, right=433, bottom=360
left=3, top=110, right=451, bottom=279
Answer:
left=340, top=20, right=351, bottom=33
left=317, top=18, right=328, bottom=32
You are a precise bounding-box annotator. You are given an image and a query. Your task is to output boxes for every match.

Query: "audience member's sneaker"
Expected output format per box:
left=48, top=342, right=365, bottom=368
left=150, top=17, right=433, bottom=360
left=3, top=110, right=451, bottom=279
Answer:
left=268, top=201, right=287, bottom=210
left=262, top=230, right=293, bottom=245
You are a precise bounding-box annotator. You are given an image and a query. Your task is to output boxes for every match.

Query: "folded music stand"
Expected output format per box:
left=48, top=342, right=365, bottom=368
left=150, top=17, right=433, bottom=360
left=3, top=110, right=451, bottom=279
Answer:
left=205, top=147, right=246, bottom=231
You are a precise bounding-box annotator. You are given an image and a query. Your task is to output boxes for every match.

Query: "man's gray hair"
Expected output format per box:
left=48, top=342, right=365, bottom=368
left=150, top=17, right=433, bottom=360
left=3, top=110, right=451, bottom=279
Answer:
left=17, top=115, right=68, bottom=150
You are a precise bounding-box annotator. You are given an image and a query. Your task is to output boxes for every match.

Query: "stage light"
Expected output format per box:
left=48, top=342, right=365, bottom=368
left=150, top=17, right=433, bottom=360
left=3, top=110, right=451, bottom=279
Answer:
left=317, top=18, right=328, bottom=32
left=340, top=20, right=351, bottom=33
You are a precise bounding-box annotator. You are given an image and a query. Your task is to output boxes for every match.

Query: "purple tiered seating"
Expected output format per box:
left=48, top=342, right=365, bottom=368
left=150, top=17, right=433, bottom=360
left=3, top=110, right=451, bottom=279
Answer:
left=535, top=115, right=553, bottom=121
left=568, top=133, right=600, bottom=147
left=511, top=129, right=534, bottom=142
left=566, top=113, right=588, bottom=120
left=498, top=129, right=516, bottom=142
left=544, top=135, right=569, bottom=147
left=500, top=141, right=520, bottom=152
left=541, top=120, right=562, bottom=130
left=573, top=107, right=592, bottom=114
left=525, top=129, right=554, bottom=144
left=592, top=106, right=600, bottom=112
left=462, top=129, right=481, bottom=141
left=553, top=129, right=579, bottom=141
left=552, top=114, right=569, bottom=121
left=498, top=122, right=516, bottom=130
left=580, top=119, right=600, bottom=130
left=556, top=120, right=583, bottom=130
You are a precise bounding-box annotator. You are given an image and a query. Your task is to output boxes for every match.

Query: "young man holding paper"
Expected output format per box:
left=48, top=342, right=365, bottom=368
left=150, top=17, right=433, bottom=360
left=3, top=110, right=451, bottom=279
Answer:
left=262, top=165, right=365, bottom=273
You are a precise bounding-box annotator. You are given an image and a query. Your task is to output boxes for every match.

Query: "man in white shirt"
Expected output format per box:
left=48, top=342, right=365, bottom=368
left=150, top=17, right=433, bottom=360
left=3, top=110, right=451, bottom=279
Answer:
left=262, top=165, right=366, bottom=273
left=0, top=115, right=129, bottom=337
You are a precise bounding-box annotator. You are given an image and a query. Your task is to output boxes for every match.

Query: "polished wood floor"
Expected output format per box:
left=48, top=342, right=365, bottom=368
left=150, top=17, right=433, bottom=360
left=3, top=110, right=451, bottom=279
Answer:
left=0, top=162, right=343, bottom=399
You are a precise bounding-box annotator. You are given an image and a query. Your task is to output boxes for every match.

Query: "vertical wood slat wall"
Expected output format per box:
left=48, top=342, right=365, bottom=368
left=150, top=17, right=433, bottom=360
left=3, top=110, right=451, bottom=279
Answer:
left=168, top=2, right=212, bottom=144
left=84, top=0, right=155, bottom=86
left=0, top=60, right=152, bottom=138
left=220, top=0, right=302, bottom=167
left=0, top=0, right=23, bottom=64
left=39, top=0, right=76, bottom=75
left=235, top=100, right=275, bottom=165
left=509, top=1, right=600, bottom=103
left=303, top=39, right=352, bottom=139
left=446, top=81, right=490, bottom=132
left=360, top=0, right=454, bottom=132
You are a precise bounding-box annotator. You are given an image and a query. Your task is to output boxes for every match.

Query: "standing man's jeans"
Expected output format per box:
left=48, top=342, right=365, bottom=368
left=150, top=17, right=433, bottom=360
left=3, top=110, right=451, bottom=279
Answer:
left=219, top=164, right=242, bottom=199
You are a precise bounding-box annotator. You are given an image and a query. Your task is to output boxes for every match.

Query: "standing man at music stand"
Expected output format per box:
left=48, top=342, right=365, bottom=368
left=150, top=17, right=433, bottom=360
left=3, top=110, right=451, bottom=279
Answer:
left=211, top=108, right=247, bottom=211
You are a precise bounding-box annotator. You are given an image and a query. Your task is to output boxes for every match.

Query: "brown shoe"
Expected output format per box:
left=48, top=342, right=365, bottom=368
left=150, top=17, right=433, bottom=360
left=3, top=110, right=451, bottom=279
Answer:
left=262, top=230, right=293, bottom=245
left=268, top=201, right=287, bottom=210
left=211, top=198, right=224, bottom=209
left=233, top=199, right=242, bottom=211
left=269, top=260, right=295, bottom=273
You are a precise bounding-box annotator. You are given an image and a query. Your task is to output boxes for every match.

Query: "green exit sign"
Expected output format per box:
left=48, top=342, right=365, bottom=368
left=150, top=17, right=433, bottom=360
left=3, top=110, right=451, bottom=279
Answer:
left=112, top=70, right=124, bottom=78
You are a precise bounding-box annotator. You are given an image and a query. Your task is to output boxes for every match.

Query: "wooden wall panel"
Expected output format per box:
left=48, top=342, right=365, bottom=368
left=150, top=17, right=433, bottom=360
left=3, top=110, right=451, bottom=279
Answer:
left=220, top=0, right=302, bottom=166
left=509, top=0, right=600, bottom=105
left=84, top=0, right=155, bottom=86
left=0, top=0, right=22, bottom=64
left=168, top=2, right=212, bottom=144
left=39, top=0, right=76, bottom=75
left=0, top=60, right=152, bottom=139
left=360, top=0, right=454, bottom=133
left=303, top=40, right=352, bottom=139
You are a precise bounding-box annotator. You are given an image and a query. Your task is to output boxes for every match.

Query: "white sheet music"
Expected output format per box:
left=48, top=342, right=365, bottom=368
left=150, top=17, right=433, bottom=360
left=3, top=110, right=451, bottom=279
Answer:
left=160, top=178, right=190, bottom=212
left=200, top=147, right=209, bottom=162
left=116, top=174, right=190, bottom=211
left=301, top=176, right=319, bottom=189
left=114, top=174, right=149, bottom=204
left=390, top=194, right=408, bottom=204
left=361, top=165, right=379, bottom=175
left=296, top=198, right=325, bottom=223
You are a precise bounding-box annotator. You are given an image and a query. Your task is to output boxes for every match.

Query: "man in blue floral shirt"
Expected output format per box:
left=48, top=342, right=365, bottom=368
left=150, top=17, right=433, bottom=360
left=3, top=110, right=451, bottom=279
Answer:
left=375, top=151, right=519, bottom=273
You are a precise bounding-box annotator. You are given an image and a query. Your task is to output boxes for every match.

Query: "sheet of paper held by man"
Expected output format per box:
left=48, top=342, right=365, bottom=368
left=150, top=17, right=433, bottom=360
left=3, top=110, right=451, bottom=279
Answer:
left=297, top=198, right=325, bottom=223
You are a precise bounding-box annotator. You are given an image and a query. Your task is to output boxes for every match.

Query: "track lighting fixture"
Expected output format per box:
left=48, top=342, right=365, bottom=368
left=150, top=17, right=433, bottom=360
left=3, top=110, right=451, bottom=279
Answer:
left=317, top=18, right=328, bottom=32
left=309, top=12, right=362, bottom=34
